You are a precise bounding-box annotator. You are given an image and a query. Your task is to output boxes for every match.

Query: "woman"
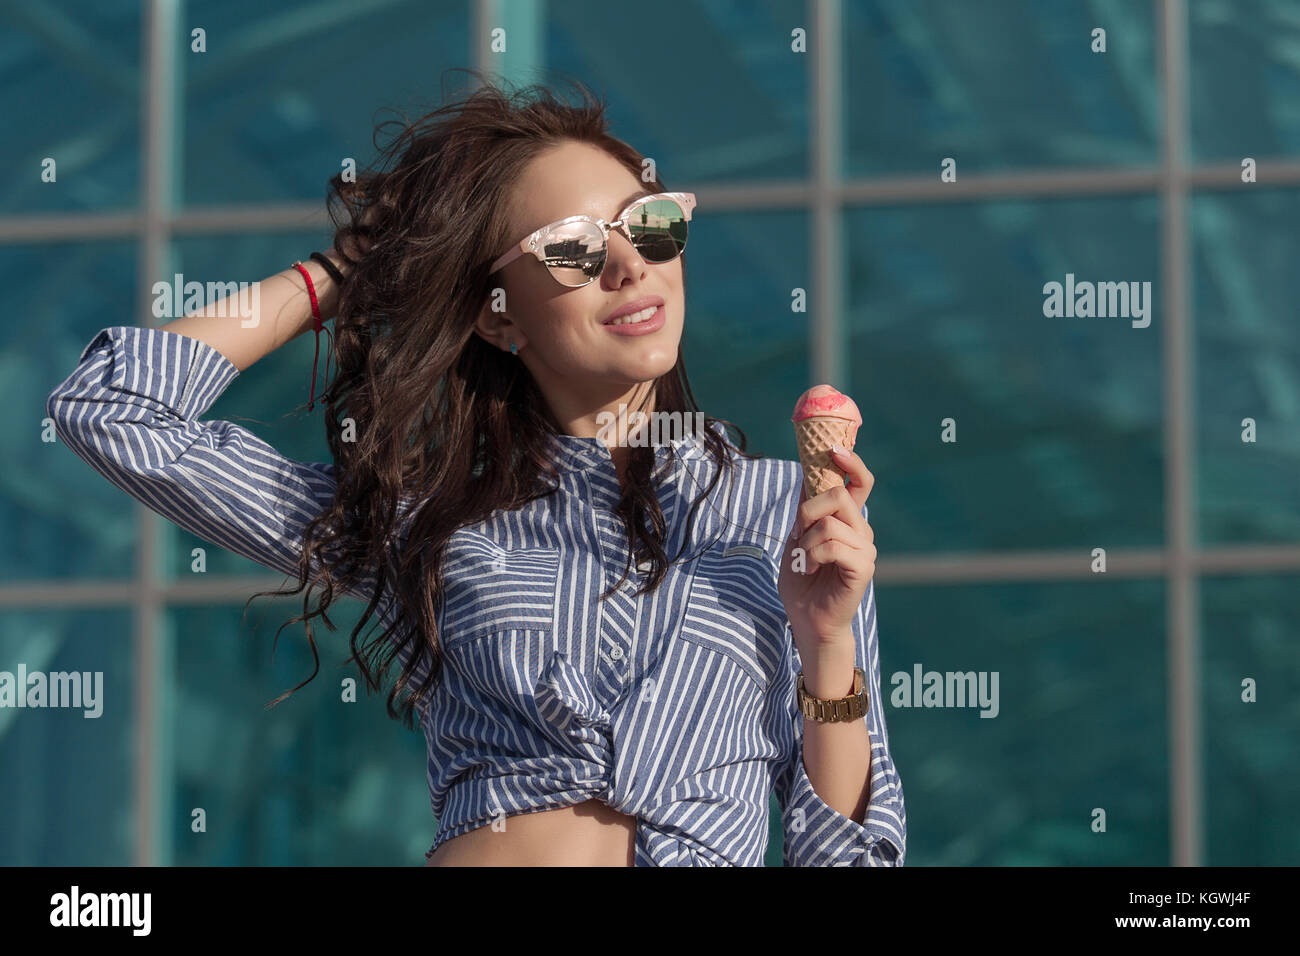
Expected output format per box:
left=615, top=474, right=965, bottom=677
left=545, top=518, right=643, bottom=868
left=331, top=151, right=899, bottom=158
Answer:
left=46, top=75, right=906, bottom=866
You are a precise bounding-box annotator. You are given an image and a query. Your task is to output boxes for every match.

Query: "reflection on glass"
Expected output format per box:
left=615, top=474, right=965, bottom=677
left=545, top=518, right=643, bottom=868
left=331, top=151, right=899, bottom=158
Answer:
left=543, top=224, right=604, bottom=284
left=631, top=200, right=688, bottom=258
left=536, top=199, right=691, bottom=285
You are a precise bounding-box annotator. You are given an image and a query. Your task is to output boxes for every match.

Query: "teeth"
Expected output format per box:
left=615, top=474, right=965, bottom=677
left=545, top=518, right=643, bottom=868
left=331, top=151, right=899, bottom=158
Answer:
left=608, top=305, right=658, bottom=326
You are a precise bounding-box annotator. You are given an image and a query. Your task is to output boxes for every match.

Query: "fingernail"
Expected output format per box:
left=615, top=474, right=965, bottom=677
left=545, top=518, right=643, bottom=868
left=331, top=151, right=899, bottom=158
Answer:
left=831, top=445, right=844, bottom=457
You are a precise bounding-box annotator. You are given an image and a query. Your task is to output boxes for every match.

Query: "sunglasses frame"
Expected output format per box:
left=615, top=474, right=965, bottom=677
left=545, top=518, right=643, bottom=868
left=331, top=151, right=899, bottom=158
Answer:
left=488, top=190, right=696, bottom=286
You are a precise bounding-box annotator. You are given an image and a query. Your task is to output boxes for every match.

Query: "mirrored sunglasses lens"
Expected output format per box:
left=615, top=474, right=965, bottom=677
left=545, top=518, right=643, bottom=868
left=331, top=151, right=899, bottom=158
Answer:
left=540, top=220, right=605, bottom=286
left=628, top=199, right=688, bottom=262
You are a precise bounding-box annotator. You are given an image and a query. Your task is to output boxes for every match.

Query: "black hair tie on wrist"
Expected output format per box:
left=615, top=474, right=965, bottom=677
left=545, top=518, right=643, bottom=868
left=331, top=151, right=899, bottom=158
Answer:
left=309, top=251, right=346, bottom=286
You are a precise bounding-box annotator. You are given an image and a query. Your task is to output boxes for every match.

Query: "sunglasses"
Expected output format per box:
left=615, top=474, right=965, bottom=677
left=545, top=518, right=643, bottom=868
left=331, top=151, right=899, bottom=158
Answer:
left=489, top=191, right=696, bottom=288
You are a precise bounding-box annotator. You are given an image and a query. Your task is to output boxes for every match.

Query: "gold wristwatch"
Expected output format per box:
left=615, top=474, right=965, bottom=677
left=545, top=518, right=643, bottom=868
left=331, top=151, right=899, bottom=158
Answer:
left=797, top=667, right=869, bottom=722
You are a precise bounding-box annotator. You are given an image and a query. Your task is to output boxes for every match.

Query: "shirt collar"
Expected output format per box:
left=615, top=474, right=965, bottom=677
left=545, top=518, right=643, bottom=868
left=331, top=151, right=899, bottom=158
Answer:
left=544, top=419, right=730, bottom=475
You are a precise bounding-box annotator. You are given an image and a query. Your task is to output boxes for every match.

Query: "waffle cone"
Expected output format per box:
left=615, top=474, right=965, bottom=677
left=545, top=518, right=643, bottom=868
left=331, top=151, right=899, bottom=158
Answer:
left=795, top=417, right=856, bottom=497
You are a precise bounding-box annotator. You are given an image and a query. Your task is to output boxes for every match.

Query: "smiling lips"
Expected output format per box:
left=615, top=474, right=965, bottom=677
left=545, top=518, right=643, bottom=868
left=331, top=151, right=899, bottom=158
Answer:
left=607, top=305, right=660, bottom=326
left=602, top=294, right=664, bottom=325
left=602, top=303, right=666, bottom=336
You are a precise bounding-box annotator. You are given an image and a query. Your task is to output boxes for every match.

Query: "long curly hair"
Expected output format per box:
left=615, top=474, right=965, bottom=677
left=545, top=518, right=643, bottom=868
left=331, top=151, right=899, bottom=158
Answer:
left=251, top=70, right=759, bottom=729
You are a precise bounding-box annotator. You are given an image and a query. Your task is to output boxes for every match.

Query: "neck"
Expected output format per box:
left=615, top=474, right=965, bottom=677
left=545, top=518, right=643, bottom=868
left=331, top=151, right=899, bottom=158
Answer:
left=552, top=379, right=658, bottom=486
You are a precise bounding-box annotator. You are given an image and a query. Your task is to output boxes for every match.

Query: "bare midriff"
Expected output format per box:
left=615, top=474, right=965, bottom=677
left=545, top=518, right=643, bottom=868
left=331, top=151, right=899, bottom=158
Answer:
left=425, top=799, right=637, bottom=866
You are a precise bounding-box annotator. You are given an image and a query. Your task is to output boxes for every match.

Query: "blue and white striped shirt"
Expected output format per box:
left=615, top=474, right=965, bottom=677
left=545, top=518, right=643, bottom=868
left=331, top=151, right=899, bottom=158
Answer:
left=47, top=325, right=907, bottom=866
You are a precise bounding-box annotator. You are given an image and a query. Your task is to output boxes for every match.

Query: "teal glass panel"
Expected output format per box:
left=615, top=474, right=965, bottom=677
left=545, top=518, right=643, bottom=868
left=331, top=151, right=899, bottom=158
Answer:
left=0, top=1, right=141, bottom=213
left=1189, top=0, right=1300, bottom=163
left=178, top=0, right=468, bottom=207
left=845, top=197, right=1163, bottom=552
left=682, top=209, right=810, bottom=458
left=545, top=0, right=809, bottom=181
left=1201, top=574, right=1300, bottom=865
left=881, top=579, right=1168, bottom=865
left=0, top=608, right=134, bottom=865
left=845, top=0, right=1159, bottom=175
left=1191, top=189, right=1300, bottom=545
left=167, top=599, right=433, bottom=865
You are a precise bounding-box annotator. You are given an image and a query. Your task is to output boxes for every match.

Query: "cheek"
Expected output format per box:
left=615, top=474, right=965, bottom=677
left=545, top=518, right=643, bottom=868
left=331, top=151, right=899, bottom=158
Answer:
left=518, top=298, right=598, bottom=362
left=506, top=280, right=587, bottom=339
left=540, top=296, right=597, bottom=337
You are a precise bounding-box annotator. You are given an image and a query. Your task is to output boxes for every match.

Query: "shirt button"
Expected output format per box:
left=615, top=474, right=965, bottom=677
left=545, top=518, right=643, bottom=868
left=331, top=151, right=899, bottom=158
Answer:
left=609, top=645, right=624, bottom=661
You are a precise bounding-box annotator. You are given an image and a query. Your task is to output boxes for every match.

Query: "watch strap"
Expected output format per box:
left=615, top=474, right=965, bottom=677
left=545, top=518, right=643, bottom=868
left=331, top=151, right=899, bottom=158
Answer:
left=798, top=666, right=868, bottom=722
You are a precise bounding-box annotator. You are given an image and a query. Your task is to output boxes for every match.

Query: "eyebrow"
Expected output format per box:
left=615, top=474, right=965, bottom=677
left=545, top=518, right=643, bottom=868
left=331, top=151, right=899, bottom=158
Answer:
left=522, top=189, right=658, bottom=238
left=613, top=188, right=656, bottom=219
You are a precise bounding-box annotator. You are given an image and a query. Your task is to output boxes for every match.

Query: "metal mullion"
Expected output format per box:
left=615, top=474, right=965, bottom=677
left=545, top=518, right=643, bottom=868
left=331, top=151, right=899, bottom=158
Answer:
left=11, top=158, right=1300, bottom=245
left=134, top=0, right=180, bottom=868
left=474, top=0, right=490, bottom=78
left=811, top=0, right=843, bottom=390
left=1159, top=0, right=1201, bottom=868
left=2, top=542, right=1298, bottom=607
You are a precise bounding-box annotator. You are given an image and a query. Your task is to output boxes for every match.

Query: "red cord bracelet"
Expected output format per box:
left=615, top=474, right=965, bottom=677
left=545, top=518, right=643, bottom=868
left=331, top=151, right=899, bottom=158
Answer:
left=292, top=260, right=333, bottom=411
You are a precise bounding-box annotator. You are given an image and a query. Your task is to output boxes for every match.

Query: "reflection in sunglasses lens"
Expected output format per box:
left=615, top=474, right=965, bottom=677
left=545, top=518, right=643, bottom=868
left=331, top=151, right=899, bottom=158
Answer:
left=629, top=199, right=688, bottom=262
left=539, top=199, right=689, bottom=285
left=542, top=220, right=605, bottom=286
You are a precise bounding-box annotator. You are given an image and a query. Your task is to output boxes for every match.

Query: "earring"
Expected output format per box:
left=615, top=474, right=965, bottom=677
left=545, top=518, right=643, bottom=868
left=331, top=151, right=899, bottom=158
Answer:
left=509, top=342, right=519, bottom=355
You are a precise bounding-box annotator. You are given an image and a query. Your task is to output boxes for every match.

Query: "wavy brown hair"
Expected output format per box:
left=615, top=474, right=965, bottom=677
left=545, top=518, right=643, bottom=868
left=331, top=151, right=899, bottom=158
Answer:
left=250, top=70, right=759, bottom=729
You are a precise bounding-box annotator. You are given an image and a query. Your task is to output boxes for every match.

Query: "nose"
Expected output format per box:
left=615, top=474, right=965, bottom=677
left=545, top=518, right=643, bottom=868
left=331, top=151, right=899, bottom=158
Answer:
left=600, top=228, right=646, bottom=288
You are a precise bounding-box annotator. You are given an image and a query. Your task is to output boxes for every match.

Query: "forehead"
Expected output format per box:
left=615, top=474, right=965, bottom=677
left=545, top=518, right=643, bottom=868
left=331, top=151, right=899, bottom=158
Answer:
left=508, top=141, right=652, bottom=234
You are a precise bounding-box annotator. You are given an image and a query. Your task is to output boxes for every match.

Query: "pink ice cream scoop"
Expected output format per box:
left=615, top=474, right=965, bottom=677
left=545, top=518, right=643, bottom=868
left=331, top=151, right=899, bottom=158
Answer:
left=791, top=385, right=862, bottom=496
left=792, top=385, right=861, bottom=440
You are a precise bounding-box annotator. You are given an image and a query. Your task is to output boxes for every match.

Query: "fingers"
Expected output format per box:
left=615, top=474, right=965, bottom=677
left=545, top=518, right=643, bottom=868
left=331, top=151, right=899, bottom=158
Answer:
left=831, top=446, right=873, bottom=508
left=800, top=539, right=850, bottom=576
left=793, top=512, right=876, bottom=575
left=796, top=511, right=865, bottom=554
left=796, top=481, right=868, bottom=540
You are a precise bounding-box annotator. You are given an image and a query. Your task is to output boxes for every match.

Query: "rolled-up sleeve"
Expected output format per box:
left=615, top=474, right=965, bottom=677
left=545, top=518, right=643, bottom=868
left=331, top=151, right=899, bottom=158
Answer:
left=774, top=553, right=907, bottom=866
left=45, top=324, right=376, bottom=600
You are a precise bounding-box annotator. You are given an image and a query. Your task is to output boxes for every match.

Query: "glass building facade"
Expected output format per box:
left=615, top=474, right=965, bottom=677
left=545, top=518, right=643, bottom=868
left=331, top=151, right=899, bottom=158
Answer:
left=2, top=0, right=1297, bottom=866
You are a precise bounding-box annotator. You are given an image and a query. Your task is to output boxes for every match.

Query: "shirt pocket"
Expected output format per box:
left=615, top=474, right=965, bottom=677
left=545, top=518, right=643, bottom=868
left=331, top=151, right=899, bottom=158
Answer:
left=436, top=537, right=561, bottom=648
left=678, top=534, right=789, bottom=690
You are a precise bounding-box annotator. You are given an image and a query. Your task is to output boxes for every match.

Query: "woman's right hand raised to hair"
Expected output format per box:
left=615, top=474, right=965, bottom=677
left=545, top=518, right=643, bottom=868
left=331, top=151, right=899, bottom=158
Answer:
left=329, top=196, right=381, bottom=270
left=319, top=197, right=383, bottom=327
left=161, top=199, right=380, bottom=372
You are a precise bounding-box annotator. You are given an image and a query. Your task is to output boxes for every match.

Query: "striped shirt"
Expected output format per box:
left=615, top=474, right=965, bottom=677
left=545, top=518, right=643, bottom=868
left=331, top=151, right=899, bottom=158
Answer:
left=47, top=325, right=907, bottom=866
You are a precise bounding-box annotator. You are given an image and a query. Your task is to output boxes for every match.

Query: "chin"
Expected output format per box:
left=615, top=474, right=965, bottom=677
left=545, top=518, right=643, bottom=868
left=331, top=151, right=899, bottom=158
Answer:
left=631, top=349, right=679, bottom=379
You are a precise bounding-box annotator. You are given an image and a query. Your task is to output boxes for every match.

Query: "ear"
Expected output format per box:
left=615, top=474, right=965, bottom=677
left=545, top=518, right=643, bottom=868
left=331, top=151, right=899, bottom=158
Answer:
left=472, top=288, right=522, bottom=352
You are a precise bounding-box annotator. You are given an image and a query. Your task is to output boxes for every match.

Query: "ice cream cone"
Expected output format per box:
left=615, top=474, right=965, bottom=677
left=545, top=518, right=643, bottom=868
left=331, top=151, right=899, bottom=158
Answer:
left=795, top=416, right=857, bottom=497
left=791, top=384, right=862, bottom=498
